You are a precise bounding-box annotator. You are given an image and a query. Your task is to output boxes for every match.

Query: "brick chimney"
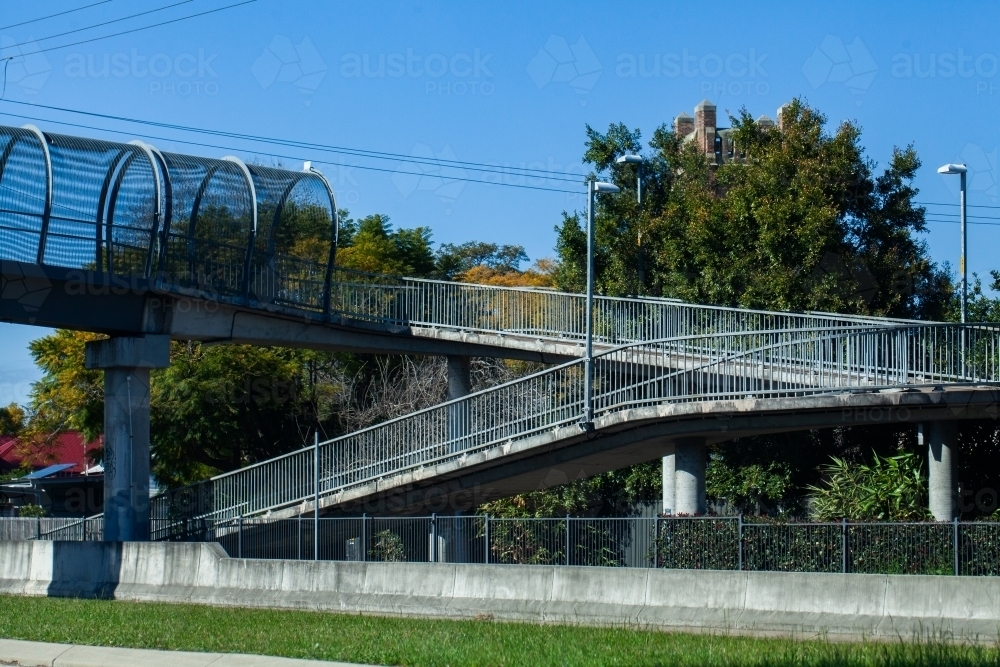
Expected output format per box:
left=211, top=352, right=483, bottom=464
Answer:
left=776, top=103, right=791, bottom=131
left=694, top=99, right=716, bottom=156
left=674, top=112, right=694, bottom=138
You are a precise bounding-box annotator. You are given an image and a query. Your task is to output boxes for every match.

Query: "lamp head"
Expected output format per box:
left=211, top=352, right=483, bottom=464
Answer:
left=593, top=181, right=620, bottom=194
left=616, top=154, right=643, bottom=164
left=937, top=163, right=967, bottom=175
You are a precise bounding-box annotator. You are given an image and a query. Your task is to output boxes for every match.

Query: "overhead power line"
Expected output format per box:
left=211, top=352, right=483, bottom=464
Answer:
left=1, top=0, right=256, bottom=59
left=0, top=1, right=113, bottom=32
left=0, top=110, right=584, bottom=195
left=0, top=99, right=587, bottom=182
left=3, top=0, right=195, bottom=51
left=916, top=200, right=1000, bottom=211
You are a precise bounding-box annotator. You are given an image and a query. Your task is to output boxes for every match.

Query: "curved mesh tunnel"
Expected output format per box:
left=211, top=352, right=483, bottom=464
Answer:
left=0, top=123, right=337, bottom=311
left=246, top=164, right=335, bottom=311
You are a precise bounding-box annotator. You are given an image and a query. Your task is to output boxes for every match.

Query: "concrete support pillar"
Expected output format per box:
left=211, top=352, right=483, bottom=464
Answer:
left=85, top=335, right=170, bottom=541
left=446, top=356, right=472, bottom=453
left=446, top=355, right=473, bottom=400
left=674, top=437, right=707, bottom=516
left=662, top=444, right=675, bottom=516
left=921, top=422, right=958, bottom=521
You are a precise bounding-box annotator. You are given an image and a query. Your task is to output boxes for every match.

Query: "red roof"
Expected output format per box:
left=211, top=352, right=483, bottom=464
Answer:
left=0, top=433, right=102, bottom=475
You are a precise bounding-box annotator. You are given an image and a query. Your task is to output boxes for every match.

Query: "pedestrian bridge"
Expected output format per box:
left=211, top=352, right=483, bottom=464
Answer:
left=1, top=123, right=997, bottom=532
left=156, top=324, right=1000, bottom=521
left=0, top=122, right=913, bottom=361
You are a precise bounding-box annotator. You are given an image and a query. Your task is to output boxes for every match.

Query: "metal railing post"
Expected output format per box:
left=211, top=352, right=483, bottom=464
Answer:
left=954, top=517, right=960, bottom=576
left=362, top=513, right=367, bottom=562
left=314, top=431, right=320, bottom=561
left=653, top=517, right=659, bottom=569
left=484, top=514, right=490, bottom=565
left=565, top=514, right=571, bottom=566
left=298, top=516, right=302, bottom=560
left=737, top=514, right=743, bottom=571
left=238, top=516, right=243, bottom=558
left=841, top=518, right=847, bottom=574
left=36, top=516, right=40, bottom=541
left=430, top=513, right=437, bottom=563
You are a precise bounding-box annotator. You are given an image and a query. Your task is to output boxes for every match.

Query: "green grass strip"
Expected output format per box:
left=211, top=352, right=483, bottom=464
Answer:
left=2, top=594, right=1000, bottom=666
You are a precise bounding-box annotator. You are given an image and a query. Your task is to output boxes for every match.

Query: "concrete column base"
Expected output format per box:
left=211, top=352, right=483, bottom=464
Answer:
left=662, top=445, right=675, bottom=516
left=921, top=421, right=958, bottom=521
left=85, top=335, right=170, bottom=541
left=674, top=437, right=707, bottom=515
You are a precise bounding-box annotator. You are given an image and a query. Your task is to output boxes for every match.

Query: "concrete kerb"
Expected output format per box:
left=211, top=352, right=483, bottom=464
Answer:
left=6, top=541, right=1000, bottom=642
left=0, top=638, right=378, bottom=667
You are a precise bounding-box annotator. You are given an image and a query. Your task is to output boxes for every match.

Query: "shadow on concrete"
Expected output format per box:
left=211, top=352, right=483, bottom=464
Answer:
left=48, top=541, right=122, bottom=599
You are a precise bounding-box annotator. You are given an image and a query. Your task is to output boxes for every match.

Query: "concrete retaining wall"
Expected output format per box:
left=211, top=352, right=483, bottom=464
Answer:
left=2, top=540, right=999, bottom=641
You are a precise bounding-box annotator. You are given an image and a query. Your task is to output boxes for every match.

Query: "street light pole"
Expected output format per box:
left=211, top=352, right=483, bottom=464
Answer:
left=616, top=154, right=645, bottom=292
left=581, top=178, right=620, bottom=430
left=937, top=163, right=969, bottom=323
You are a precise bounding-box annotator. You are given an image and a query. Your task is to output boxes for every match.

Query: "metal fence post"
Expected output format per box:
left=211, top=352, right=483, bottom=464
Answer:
left=654, top=517, right=659, bottom=569
left=298, top=516, right=302, bottom=561
left=238, top=516, right=243, bottom=558
left=565, top=514, right=571, bottom=566
left=313, top=431, right=320, bottom=561
left=36, top=516, right=40, bottom=540
left=362, top=513, right=367, bottom=562
left=737, top=514, right=743, bottom=571
left=484, top=514, right=490, bottom=565
left=430, top=513, right=437, bottom=563
left=954, top=517, right=960, bottom=576
left=841, top=518, right=847, bottom=574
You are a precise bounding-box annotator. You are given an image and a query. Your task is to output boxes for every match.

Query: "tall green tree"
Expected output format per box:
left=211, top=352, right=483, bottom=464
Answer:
left=556, top=99, right=951, bottom=319
left=541, top=99, right=960, bottom=516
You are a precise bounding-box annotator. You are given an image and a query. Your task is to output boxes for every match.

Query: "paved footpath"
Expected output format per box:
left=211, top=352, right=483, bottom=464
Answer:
left=0, top=639, right=383, bottom=667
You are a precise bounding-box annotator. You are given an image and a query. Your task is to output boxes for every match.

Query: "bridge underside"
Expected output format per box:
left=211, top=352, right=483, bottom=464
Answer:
left=288, top=387, right=998, bottom=516
left=0, top=261, right=577, bottom=363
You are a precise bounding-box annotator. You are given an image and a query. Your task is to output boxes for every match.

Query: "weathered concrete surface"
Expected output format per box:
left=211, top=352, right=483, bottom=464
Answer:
left=301, top=385, right=999, bottom=515
left=4, top=541, right=1000, bottom=642
left=0, top=638, right=375, bottom=666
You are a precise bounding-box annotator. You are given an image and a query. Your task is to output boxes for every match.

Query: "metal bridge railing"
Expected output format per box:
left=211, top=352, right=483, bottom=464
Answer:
left=150, top=323, right=1000, bottom=523
left=328, top=267, right=915, bottom=346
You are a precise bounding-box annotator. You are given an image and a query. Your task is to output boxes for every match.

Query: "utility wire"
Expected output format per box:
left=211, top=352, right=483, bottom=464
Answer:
left=0, top=1, right=112, bottom=32
left=3, top=0, right=195, bottom=51
left=917, top=200, right=1000, bottom=211
left=1, top=0, right=256, bottom=59
left=0, top=99, right=587, bottom=182
left=0, top=110, right=584, bottom=194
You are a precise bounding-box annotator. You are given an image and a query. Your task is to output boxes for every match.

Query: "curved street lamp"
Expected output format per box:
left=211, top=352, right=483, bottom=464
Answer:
left=582, top=179, right=620, bottom=429
left=617, top=154, right=646, bottom=293
left=937, top=163, right=968, bottom=324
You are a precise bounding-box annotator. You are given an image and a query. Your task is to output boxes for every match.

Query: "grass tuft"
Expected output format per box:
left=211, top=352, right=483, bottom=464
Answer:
left=1, top=594, right=999, bottom=666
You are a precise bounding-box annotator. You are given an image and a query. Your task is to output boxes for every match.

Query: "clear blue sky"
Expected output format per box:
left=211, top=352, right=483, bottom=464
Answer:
left=1, top=0, right=999, bottom=404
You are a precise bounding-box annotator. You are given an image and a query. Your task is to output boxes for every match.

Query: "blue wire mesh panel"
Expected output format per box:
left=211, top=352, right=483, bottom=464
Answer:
left=246, top=165, right=334, bottom=311
left=43, top=133, right=158, bottom=273
left=0, top=127, right=49, bottom=263
left=160, top=153, right=255, bottom=297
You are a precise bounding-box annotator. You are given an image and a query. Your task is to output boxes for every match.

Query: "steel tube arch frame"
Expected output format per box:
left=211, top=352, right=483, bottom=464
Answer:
left=93, top=146, right=132, bottom=273
left=128, top=141, right=166, bottom=279
left=222, top=156, right=259, bottom=304
left=305, top=164, right=339, bottom=318
left=244, top=168, right=307, bottom=304
left=21, top=125, right=53, bottom=265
